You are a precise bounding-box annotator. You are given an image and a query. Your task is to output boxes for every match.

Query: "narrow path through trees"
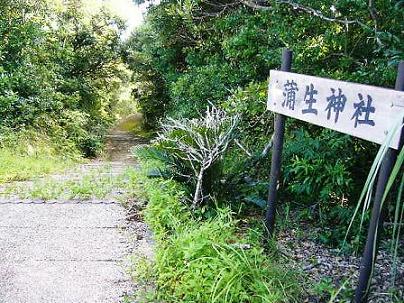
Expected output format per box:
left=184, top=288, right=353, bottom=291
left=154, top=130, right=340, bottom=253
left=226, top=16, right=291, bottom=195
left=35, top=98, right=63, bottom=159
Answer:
left=0, top=131, right=151, bottom=303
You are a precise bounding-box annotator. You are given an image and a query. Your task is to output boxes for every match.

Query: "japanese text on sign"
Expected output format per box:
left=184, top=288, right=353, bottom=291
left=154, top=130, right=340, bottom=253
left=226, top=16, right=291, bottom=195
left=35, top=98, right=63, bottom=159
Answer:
left=267, top=70, right=404, bottom=149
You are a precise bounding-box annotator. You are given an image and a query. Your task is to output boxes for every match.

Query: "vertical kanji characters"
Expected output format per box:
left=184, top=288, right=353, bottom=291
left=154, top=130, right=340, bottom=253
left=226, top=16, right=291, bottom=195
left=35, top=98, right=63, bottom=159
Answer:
left=351, top=93, right=375, bottom=128
left=282, top=80, right=298, bottom=110
left=302, top=83, right=318, bottom=115
left=325, top=88, right=346, bottom=123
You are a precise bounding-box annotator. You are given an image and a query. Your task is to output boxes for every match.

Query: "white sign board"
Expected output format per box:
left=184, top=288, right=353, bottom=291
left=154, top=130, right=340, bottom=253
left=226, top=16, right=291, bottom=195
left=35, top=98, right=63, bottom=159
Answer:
left=267, top=70, right=404, bottom=149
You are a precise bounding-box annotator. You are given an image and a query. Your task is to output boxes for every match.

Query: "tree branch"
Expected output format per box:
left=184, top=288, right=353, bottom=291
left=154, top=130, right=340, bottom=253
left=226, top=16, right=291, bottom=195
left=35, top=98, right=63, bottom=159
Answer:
left=197, top=0, right=385, bottom=46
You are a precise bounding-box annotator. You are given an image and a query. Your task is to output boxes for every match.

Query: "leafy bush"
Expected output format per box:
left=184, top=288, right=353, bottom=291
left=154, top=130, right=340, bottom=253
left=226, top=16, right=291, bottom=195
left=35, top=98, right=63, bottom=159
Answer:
left=169, top=63, right=241, bottom=118
left=138, top=107, right=239, bottom=207
left=280, top=128, right=377, bottom=246
left=218, top=82, right=274, bottom=208
left=221, top=81, right=273, bottom=149
left=283, top=129, right=355, bottom=207
left=130, top=159, right=303, bottom=303
left=0, top=0, right=130, bottom=156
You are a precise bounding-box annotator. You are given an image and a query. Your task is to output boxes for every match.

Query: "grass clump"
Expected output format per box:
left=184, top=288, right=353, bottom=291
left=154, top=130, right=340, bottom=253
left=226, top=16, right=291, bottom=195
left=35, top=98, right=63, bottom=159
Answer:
left=4, top=166, right=136, bottom=201
left=0, top=149, right=74, bottom=183
left=129, top=160, right=303, bottom=303
left=0, top=129, right=79, bottom=183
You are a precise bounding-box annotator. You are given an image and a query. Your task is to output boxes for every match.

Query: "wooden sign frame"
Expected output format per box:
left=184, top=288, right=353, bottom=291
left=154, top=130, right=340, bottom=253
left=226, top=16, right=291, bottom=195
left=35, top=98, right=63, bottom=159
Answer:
left=265, top=49, right=404, bottom=303
left=267, top=71, right=404, bottom=149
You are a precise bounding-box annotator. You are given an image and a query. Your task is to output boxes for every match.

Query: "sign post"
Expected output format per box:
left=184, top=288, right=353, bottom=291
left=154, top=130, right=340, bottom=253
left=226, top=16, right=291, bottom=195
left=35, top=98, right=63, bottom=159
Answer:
left=266, top=49, right=404, bottom=302
left=265, top=49, right=292, bottom=236
left=354, top=61, right=404, bottom=303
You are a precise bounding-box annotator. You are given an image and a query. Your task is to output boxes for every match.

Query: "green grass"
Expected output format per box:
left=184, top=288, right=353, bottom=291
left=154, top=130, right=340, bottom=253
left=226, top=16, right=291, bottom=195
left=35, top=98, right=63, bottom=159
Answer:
left=4, top=165, right=136, bottom=200
left=0, top=128, right=139, bottom=200
left=0, top=130, right=80, bottom=184
left=115, top=113, right=153, bottom=138
left=128, top=160, right=304, bottom=303
left=0, top=149, right=75, bottom=183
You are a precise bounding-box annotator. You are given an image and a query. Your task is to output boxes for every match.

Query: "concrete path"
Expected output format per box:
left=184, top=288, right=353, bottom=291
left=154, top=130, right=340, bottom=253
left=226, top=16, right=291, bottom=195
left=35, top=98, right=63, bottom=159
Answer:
left=0, top=131, right=151, bottom=303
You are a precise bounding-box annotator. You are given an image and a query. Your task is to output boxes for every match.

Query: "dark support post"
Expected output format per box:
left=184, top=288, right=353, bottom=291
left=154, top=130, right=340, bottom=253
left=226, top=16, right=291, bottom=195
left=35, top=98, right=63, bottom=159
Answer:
left=265, top=49, right=292, bottom=237
left=354, top=61, right=404, bottom=303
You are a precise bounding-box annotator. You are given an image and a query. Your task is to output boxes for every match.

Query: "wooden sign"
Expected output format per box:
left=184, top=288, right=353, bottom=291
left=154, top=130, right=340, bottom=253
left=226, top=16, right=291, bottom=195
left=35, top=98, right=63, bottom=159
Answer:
left=267, top=70, right=404, bottom=149
left=265, top=51, right=404, bottom=303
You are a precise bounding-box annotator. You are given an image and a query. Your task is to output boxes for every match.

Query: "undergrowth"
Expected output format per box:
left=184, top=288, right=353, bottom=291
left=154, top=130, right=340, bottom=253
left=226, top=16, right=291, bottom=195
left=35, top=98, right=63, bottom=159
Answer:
left=128, top=159, right=303, bottom=303
left=2, top=165, right=136, bottom=201
left=0, top=129, right=80, bottom=183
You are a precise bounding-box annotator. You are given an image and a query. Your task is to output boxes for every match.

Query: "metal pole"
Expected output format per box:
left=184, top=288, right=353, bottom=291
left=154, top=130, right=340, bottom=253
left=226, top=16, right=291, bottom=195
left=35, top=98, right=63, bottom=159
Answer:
left=265, top=49, right=292, bottom=237
left=354, top=61, right=404, bottom=302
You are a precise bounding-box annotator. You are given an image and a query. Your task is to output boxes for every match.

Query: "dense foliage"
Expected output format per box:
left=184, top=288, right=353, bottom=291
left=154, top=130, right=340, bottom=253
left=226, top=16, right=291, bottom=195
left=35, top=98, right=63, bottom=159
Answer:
left=127, top=0, right=403, bottom=119
left=127, top=0, right=403, bottom=244
left=129, top=161, right=303, bottom=302
left=0, top=0, right=131, bottom=156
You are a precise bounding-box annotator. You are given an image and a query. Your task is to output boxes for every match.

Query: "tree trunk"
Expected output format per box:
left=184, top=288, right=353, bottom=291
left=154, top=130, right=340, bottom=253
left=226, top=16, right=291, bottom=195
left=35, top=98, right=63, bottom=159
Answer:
left=192, top=169, right=204, bottom=208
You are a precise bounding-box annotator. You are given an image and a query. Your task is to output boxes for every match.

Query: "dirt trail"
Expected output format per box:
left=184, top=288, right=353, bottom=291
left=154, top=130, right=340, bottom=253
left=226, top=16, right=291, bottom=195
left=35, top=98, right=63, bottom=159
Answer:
left=0, top=129, right=151, bottom=303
